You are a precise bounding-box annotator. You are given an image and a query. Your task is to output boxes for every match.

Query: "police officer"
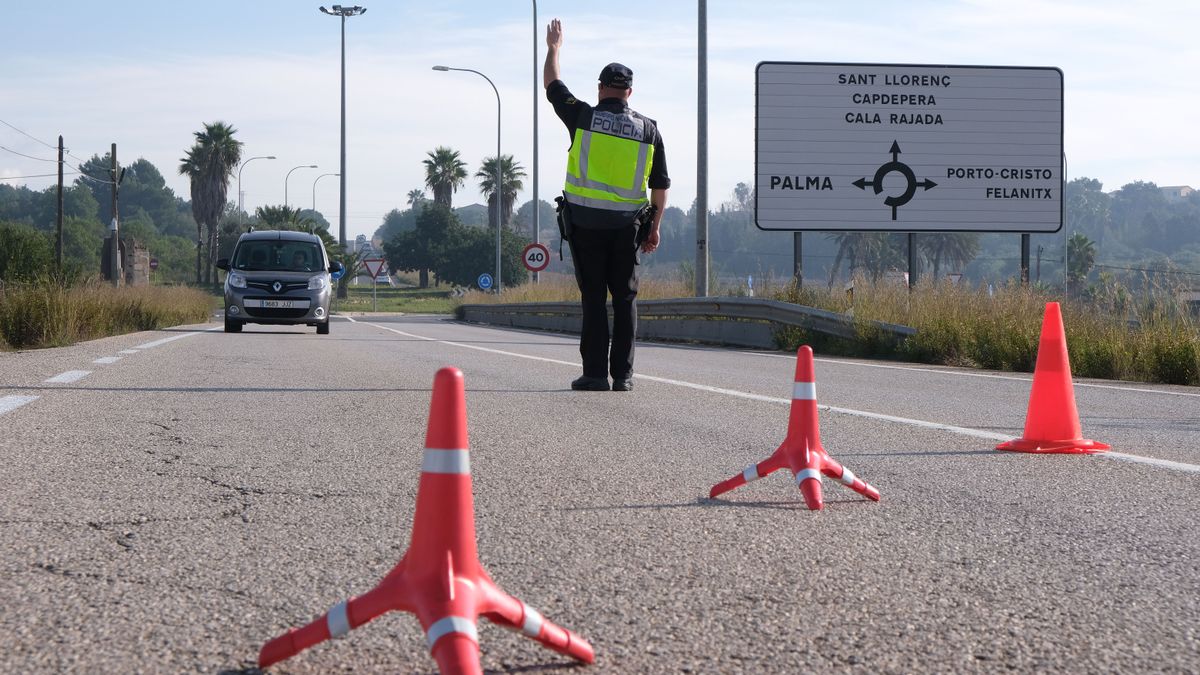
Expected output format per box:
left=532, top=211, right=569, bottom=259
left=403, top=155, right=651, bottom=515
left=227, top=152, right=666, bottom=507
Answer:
left=544, top=18, right=670, bottom=392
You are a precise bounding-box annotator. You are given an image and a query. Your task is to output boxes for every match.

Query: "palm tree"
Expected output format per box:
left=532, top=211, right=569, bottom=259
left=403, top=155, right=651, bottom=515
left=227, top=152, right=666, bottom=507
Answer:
left=255, top=205, right=313, bottom=231
left=179, top=122, right=243, bottom=284
left=476, top=154, right=526, bottom=227
left=1066, top=232, right=1098, bottom=287
left=917, top=232, right=981, bottom=281
left=406, top=189, right=427, bottom=208
left=423, top=147, right=468, bottom=208
left=827, top=232, right=904, bottom=286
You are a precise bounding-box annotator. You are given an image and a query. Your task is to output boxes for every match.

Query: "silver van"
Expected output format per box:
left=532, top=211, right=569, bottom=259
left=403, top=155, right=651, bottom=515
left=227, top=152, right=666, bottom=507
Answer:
left=216, top=230, right=344, bottom=334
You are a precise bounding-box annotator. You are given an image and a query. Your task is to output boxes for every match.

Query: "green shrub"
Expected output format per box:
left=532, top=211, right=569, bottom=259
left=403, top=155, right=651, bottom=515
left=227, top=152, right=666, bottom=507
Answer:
left=0, top=222, right=53, bottom=283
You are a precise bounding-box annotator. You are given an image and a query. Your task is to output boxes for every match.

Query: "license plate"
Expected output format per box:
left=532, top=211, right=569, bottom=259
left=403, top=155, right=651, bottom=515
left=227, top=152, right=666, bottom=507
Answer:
left=244, top=299, right=311, bottom=309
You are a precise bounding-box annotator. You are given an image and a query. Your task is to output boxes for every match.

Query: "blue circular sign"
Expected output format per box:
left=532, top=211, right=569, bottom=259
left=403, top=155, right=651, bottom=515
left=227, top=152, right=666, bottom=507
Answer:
left=477, top=273, right=494, bottom=290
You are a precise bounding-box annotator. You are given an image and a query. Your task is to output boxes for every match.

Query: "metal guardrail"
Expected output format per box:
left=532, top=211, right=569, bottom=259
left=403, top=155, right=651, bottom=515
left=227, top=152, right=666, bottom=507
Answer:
left=458, top=297, right=916, bottom=350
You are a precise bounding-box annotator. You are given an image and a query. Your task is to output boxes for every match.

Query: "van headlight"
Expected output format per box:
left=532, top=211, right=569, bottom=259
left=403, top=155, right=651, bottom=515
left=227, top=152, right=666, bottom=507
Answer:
left=308, top=274, right=330, bottom=290
left=228, top=272, right=247, bottom=289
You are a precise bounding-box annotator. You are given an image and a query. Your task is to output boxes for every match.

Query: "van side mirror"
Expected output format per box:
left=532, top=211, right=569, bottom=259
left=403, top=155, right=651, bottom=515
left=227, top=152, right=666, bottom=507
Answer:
left=216, top=258, right=231, bottom=271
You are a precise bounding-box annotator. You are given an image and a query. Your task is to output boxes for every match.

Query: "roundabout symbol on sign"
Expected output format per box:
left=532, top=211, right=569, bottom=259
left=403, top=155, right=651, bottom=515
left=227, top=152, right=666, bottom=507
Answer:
left=477, top=273, right=493, bottom=290
left=522, top=243, right=550, bottom=272
left=853, top=140, right=938, bottom=220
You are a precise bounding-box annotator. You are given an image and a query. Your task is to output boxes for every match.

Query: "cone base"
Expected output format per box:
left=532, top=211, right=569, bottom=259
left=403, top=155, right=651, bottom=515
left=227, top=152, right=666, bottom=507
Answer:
left=997, top=437, right=1111, bottom=454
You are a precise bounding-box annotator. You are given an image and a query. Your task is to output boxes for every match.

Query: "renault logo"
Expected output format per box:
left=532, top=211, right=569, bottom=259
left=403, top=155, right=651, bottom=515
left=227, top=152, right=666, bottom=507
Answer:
left=272, top=281, right=283, bottom=293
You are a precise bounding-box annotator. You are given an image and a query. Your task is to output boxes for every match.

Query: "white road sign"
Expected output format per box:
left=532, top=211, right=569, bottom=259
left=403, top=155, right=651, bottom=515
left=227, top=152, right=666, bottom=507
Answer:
left=755, top=62, right=1063, bottom=233
left=363, top=258, right=386, bottom=279
left=522, top=243, right=550, bottom=272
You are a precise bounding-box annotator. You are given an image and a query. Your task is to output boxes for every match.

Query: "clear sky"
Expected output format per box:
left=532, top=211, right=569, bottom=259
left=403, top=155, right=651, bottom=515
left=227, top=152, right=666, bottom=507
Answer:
left=2, top=0, right=1196, bottom=242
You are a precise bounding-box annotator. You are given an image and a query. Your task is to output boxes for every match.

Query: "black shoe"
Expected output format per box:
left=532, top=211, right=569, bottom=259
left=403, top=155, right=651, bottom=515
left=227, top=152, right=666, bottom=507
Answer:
left=612, top=377, right=633, bottom=392
left=571, top=375, right=610, bottom=391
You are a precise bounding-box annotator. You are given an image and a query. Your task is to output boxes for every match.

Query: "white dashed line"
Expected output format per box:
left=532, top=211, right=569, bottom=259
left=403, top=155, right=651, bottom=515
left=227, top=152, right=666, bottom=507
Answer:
left=119, top=350, right=139, bottom=355
left=45, top=370, right=91, bottom=384
left=363, top=321, right=1200, bottom=474
left=134, top=332, right=204, bottom=350
left=93, top=356, right=122, bottom=364
left=0, top=395, right=38, bottom=416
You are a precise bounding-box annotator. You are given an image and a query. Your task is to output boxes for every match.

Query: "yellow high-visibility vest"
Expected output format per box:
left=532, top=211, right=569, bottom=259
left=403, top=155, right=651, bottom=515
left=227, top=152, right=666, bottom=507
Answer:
left=564, top=108, right=655, bottom=212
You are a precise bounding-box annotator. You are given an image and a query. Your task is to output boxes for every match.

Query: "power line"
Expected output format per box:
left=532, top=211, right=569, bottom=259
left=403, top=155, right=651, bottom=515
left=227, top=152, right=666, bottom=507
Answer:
left=0, top=144, right=60, bottom=163
left=1, top=171, right=80, bottom=181
left=0, top=118, right=58, bottom=150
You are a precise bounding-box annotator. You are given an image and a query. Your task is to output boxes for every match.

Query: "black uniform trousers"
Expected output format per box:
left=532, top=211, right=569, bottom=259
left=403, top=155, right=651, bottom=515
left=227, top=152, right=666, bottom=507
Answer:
left=569, top=224, right=639, bottom=380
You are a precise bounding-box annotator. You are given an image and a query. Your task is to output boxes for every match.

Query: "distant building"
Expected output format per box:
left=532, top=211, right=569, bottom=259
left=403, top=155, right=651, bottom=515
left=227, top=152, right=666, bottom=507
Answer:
left=1160, top=185, right=1195, bottom=202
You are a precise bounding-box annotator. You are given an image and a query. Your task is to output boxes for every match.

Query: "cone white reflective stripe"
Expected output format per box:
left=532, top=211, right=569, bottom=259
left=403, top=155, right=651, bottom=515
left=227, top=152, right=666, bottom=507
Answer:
left=839, top=467, right=857, bottom=486
left=796, top=468, right=822, bottom=484
left=327, top=600, right=351, bottom=638
left=521, top=603, right=544, bottom=638
left=422, top=448, right=470, bottom=475
left=792, top=382, right=816, bottom=400
left=425, top=616, right=479, bottom=649
left=742, top=465, right=760, bottom=482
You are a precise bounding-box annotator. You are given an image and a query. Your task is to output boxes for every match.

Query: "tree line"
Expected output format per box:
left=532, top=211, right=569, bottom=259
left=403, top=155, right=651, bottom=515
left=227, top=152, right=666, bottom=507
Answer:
left=4, top=122, right=1199, bottom=296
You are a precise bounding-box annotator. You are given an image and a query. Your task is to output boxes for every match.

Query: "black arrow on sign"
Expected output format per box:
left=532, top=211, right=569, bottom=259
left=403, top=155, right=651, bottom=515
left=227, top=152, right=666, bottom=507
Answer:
left=918, top=179, right=937, bottom=191
left=889, top=140, right=901, bottom=161
left=853, top=177, right=872, bottom=190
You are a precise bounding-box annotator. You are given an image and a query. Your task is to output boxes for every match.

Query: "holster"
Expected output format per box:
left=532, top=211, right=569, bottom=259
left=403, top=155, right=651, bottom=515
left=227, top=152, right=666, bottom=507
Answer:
left=555, top=194, right=574, bottom=260
left=634, top=203, right=658, bottom=246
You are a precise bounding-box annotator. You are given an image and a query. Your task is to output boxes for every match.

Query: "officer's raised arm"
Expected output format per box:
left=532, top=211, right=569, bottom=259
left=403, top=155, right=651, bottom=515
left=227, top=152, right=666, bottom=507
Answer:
left=544, top=18, right=563, bottom=88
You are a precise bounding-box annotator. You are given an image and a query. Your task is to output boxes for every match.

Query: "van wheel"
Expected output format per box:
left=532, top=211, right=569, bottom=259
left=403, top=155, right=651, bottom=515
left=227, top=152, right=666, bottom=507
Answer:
left=316, top=321, right=330, bottom=335
left=224, top=317, right=243, bottom=333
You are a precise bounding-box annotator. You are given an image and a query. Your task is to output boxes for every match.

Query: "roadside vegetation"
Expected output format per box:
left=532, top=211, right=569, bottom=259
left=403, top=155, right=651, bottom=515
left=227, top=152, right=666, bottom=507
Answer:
left=452, top=273, right=1199, bottom=386
left=0, top=280, right=211, bottom=350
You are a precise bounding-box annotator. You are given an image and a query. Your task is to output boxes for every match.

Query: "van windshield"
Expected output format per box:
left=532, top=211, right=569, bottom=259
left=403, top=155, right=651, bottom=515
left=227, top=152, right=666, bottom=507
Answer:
left=234, top=241, right=323, bottom=272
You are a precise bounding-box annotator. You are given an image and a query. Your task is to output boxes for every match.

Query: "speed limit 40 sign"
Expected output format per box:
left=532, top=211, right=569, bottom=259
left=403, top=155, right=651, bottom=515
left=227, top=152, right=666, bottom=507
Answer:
left=522, top=242, right=550, bottom=272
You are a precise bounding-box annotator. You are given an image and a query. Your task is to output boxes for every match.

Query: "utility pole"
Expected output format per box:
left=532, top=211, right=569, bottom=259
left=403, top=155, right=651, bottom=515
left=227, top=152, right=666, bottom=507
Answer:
left=1036, top=244, right=1044, bottom=284
left=56, top=135, right=63, bottom=271
left=109, top=143, right=121, bottom=287
left=1020, top=233, right=1030, bottom=285
left=695, top=0, right=709, bottom=297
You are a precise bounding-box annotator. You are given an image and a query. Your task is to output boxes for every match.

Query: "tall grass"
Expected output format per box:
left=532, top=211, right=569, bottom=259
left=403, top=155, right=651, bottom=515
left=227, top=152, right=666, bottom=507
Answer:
left=775, top=276, right=1200, bottom=386
left=0, top=282, right=212, bottom=350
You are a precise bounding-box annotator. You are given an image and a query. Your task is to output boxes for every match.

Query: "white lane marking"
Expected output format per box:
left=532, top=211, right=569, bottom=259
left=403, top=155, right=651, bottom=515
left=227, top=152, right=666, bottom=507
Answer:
left=343, top=315, right=358, bottom=323
left=1104, top=452, right=1200, bottom=474
left=133, top=327, right=218, bottom=350
left=749, top=352, right=1200, bottom=400
left=134, top=333, right=197, bottom=349
left=93, top=356, right=121, bottom=365
left=119, top=349, right=139, bottom=355
left=45, top=370, right=91, bottom=384
left=0, top=395, right=39, bottom=415
left=363, top=322, right=1200, bottom=473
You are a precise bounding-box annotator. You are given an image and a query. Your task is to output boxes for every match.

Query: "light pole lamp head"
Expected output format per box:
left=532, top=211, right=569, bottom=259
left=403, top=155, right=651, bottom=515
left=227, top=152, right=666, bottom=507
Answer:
left=432, top=65, right=449, bottom=71
left=322, top=5, right=366, bottom=16
left=266, top=155, right=277, bottom=159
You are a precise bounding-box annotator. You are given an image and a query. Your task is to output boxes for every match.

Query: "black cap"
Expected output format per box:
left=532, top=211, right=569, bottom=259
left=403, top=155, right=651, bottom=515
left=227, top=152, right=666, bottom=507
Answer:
left=599, top=63, right=633, bottom=89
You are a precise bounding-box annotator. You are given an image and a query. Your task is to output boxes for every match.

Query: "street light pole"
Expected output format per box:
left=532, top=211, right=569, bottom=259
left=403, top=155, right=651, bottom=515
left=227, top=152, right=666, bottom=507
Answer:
left=237, top=155, right=276, bottom=214
left=285, top=164, right=319, bottom=209
left=434, top=65, right=503, bottom=294
left=532, top=0, right=539, bottom=283
left=313, top=172, right=340, bottom=212
left=320, top=4, right=366, bottom=299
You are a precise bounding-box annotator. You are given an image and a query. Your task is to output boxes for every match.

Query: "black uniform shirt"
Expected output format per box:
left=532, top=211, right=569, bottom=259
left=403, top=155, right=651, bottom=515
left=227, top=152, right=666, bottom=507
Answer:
left=547, top=79, right=669, bottom=228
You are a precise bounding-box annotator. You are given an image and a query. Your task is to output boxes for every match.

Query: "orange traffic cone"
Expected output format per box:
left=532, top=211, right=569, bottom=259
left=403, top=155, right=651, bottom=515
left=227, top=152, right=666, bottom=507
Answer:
left=258, top=367, right=595, bottom=673
left=709, top=346, right=880, bottom=510
left=997, top=302, right=1110, bottom=454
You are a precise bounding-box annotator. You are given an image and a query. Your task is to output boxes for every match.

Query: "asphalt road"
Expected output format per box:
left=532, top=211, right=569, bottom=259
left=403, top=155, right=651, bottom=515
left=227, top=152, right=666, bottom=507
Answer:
left=1, top=314, right=1197, bottom=673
